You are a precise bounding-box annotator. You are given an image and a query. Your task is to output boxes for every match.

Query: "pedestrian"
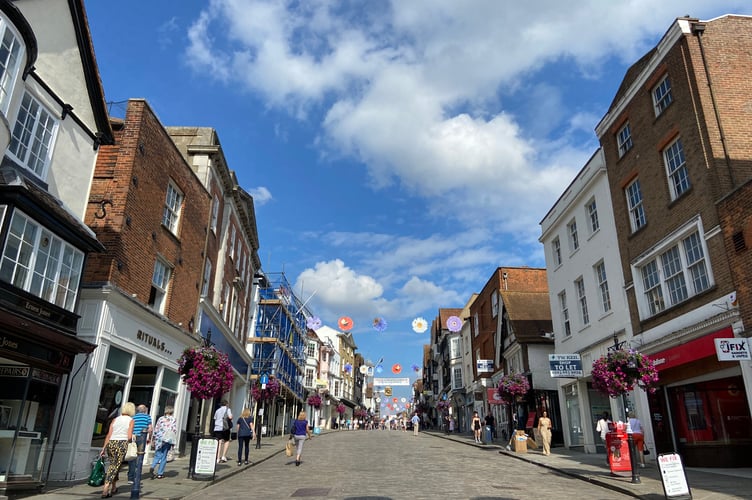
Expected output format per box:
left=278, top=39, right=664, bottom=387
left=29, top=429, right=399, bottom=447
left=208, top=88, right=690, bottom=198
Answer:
left=448, top=415, right=455, bottom=433
left=628, top=411, right=646, bottom=468
left=537, top=410, right=552, bottom=456
left=213, top=399, right=233, bottom=464
left=100, top=402, right=135, bottom=498
left=289, top=411, right=313, bottom=466
left=472, top=411, right=482, bottom=443
left=484, top=410, right=496, bottom=440
left=410, top=413, right=420, bottom=436
left=236, top=408, right=254, bottom=465
left=149, top=406, right=177, bottom=479
left=596, top=411, right=612, bottom=465
left=128, top=403, right=152, bottom=492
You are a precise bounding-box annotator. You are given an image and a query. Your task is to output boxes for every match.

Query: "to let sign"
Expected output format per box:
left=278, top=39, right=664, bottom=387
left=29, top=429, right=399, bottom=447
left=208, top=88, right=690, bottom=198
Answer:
left=715, top=338, right=751, bottom=361
left=548, top=354, right=583, bottom=378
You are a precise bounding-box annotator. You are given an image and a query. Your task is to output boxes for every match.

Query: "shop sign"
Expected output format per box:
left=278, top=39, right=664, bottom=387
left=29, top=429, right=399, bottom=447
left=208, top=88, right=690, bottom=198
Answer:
left=548, top=354, right=583, bottom=378
left=476, top=359, right=494, bottom=373
left=136, top=329, right=173, bottom=356
left=649, top=327, right=732, bottom=371
left=715, top=338, right=751, bottom=361
left=658, top=453, right=691, bottom=498
left=487, top=388, right=504, bottom=405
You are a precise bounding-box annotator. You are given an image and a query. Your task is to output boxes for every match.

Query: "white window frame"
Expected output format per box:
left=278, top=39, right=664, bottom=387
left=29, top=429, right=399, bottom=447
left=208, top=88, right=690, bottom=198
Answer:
left=150, top=258, right=172, bottom=314
left=559, top=291, right=571, bottom=337
left=594, top=260, right=611, bottom=314
left=306, top=342, right=316, bottom=358
left=305, top=368, right=314, bottom=387
left=632, top=222, right=712, bottom=319
left=567, top=219, right=579, bottom=252
left=0, top=20, right=23, bottom=114
left=552, top=237, right=562, bottom=267
left=586, top=198, right=599, bottom=235
left=8, top=91, right=58, bottom=179
left=450, top=337, right=460, bottom=359
left=201, top=259, right=212, bottom=296
left=617, top=122, right=633, bottom=158
left=0, top=210, right=84, bottom=311
left=664, top=137, right=690, bottom=200
left=473, top=313, right=479, bottom=337
left=575, top=277, right=589, bottom=326
left=653, top=75, right=673, bottom=116
left=162, top=182, right=183, bottom=235
left=626, top=178, right=646, bottom=232
left=210, top=194, right=220, bottom=234
left=452, top=366, right=463, bottom=390
left=491, top=290, right=499, bottom=317
left=229, top=225, right=236, bottom=260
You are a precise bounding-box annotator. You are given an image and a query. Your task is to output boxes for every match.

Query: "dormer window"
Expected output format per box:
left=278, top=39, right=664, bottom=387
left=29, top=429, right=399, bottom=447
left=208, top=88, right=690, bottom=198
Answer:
left=8, top=92, right=57, bottom=179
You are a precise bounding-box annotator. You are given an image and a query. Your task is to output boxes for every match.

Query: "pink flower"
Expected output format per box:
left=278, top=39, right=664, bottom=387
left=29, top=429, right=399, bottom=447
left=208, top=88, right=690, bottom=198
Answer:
left=496, top=373, right=530, bottom=404
left=591, top=349, right=659, bottom=397
left=177, top=346, right=234, bottom=400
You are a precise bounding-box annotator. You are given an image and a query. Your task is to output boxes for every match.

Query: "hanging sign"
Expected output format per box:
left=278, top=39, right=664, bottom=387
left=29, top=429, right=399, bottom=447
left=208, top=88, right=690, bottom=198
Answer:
left=548, top=354, right=583, bottom=378
left=714, top=338, right=751, bottom=361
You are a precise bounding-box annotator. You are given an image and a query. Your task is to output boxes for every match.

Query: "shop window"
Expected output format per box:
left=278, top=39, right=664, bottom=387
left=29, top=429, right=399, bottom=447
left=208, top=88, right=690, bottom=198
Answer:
left=91, top=346, right=132, bottom=447
left=157, top=368, right=179, bottom=418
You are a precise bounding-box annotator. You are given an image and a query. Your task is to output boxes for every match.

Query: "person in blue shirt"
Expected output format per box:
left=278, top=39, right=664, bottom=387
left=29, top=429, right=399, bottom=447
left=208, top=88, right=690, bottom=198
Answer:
left=128, top=404, right=152, bottom=493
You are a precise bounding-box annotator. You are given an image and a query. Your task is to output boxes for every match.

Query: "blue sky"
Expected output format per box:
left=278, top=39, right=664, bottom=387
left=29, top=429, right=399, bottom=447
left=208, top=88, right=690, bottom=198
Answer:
left=84, top=1, right=752, bottom=408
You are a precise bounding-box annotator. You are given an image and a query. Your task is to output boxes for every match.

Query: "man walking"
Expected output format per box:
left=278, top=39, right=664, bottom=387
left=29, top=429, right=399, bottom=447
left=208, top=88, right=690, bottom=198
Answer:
left=411, top=413, right=421, bottom=436
left=129, top=404, right=152, bottom=498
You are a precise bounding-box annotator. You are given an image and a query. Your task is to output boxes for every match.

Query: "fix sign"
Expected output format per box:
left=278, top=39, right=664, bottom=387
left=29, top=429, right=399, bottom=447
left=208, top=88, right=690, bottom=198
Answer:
left=715, top=338, right=751, bottom=361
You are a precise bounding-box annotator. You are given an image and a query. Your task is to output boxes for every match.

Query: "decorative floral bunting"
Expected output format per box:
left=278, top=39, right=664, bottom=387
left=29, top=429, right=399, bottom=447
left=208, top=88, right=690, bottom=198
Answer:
left=446, top=315, right=462, bottom=332
left=376, top=365, right=383, bottom=373
left=344, top=363, right=353, bottom=373
left=306, top=316, right=322, bottom=330
left=373, top=317, right=388, bottom=332
left=411, top=317, right=428, bottom=333
left=391, top=363, right=402, bottom=374
left=338, top=316, right=354, bottom=331
left=411, top=364, right=420, bottom=372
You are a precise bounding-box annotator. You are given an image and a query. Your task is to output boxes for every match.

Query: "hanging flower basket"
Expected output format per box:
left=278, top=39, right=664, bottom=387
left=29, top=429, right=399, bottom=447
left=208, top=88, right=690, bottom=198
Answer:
left=251, top=377, right=280, bottom=402
left=307, top=394, right=322, bottom=408
left=177, top=346, right=234, bottom=400
left=336, top=403, right=346, bottom=415
left=436, top=400, right=451, bottom=410
left=496, top=372, right=530, bottom=404
left=591, top=349, right=659, bottom=397
left=354, top=408, right=369, bottom=419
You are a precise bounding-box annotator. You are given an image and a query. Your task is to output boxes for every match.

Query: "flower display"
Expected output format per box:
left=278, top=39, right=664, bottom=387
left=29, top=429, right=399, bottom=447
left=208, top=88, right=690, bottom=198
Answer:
left=338, top=316, right=354, bottom=331
left=412, top=317, right=428, bottom=333
left=373, top=317, right=388, bottom=332
left=250, top=377, right=280, bottom=402
left=354, top=408, right=369, bottom=419
left=336, top=403, right=346, bottom=415
left=496, top=372, right=530, bottom=404
left=307, top=394, right=322, bottom=408
left=306, top=316, right=322, bottom=330
left=591, top=349, right=659, bottom=397
left=177, top=346, right=234, bottom=400
left=437, top=400, right=451, bottom=410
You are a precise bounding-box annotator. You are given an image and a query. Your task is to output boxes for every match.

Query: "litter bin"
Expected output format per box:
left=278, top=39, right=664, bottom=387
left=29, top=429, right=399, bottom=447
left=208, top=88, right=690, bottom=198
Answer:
left=484, top=425, right=493, bottom=444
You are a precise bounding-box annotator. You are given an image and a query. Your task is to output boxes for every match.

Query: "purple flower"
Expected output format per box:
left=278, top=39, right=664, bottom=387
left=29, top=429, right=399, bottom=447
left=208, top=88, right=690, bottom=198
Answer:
left=591, top=349, right=659, bottom=397
left=177, top=346, right=234, bottom=400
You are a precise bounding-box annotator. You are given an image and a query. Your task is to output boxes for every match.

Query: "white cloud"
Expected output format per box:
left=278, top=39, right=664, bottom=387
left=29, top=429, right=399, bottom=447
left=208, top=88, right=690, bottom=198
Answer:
left=248, top=186, right=272, bottom=205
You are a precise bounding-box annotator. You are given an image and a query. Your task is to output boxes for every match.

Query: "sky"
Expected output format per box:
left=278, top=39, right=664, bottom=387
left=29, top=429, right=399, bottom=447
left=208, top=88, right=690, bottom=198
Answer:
left=84, top=1, right=752, bottom=410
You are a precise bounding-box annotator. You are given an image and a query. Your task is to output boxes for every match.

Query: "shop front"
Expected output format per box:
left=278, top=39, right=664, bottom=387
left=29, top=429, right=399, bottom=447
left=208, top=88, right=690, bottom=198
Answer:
left=647, top=326, right=752, bottom=467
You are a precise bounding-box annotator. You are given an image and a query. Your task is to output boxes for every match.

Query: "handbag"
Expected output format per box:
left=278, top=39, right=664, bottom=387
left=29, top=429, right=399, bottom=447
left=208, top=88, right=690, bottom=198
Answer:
left=222, top=407, right=231, bottom=431
left=285, top=438, right=294, bottom=457
left=88, top=457, right=106, bottom=486
left=643, top=448, right=650, bottom=455
left=124, top=440, right=138, bottom=462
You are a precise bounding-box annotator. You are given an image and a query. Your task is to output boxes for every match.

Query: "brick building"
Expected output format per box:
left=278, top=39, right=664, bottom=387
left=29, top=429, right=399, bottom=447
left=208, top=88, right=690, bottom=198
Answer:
left=595, top=15, right=752, bottom=467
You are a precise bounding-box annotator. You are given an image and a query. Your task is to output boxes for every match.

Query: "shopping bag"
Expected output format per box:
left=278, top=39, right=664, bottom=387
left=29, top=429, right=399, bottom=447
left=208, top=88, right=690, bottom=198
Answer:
left=285, top=439, right=294, bottom=457
left=124, top=440, right=138, bottom=461
left=88, top=457, right=106, bottom=486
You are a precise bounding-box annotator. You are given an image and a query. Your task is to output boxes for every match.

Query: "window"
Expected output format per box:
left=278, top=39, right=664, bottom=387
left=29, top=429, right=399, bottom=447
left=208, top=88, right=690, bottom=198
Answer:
left=452, top=366, right=463, bottom=390
left=664, top=138, right=690, bottom=199
left=473, top=313, right=479, bottom=337
left=201, top=259, right=212, bottom=296
left=450, top=337, right=460, bottom=359
left=653, top=75, right=673, bottom=115
left=559, top=291, right=571, bottom=337
left=637, top=228, right=711, bottom=317
left=594, top=261, right=611, bottom=313
left=8, top=92, right=57, bottom=178
left=552, top=237, right=562, bottom=266
left=333, top=380, right=340, bottom=398
left=210, top=194, right=220, bottom=233
left=568, top=219, right=579, bottom=252
left=586, top=198, right=599, bottom=234
left=0, top=210, right=84, bottom=311
left=229, top=225, right=236, bottom=260
left=626, top=178, right=646, bottom=232
left=162, top=182, right=183, bottom=234
left=491, top=290, right=499, bottom=317
left=307, top=342, right=316, bottom=357
left=575, top=277, right=589, bottom=326
left=617, top=122, right=633, bottom=157
left=305, top=368, right=314, bottom=387
left=0, top=23, right=22, bottom=112
left=92, top=346, right=132, bottom=446
left=149, top=258, right=171, bottom=313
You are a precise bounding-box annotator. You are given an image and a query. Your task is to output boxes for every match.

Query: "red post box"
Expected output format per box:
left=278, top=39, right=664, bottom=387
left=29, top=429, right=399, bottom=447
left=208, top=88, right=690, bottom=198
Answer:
left=606, top=429, right=632, bottom=474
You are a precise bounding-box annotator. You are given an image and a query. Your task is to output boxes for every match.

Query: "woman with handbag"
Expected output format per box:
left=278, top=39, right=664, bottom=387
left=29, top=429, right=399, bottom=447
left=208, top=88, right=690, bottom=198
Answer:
left=290, top=411, right=313, bottom=466
left=150, top=406, right=178, bottom=479
left=236, top=408, right=254, bottom=465
left=100, top=402, right=135, bottom=498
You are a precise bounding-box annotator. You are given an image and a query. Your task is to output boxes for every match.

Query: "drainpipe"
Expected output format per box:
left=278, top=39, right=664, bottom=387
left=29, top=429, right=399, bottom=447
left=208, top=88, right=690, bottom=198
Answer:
left=692, top=22, right=736, bottom=189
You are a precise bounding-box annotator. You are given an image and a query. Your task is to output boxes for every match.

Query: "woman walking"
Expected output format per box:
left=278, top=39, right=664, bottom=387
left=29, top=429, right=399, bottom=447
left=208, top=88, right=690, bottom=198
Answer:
left=100, top=402, right=135, bottom=498
left=290, top=411, right=313, bottom=466
left=537, top=410, right=552, bottom=455
left=150, top=406, right=178, bottom=479
left=472, top=411, right=482, bottom=443
left=236, top=408, right=254, bottom=465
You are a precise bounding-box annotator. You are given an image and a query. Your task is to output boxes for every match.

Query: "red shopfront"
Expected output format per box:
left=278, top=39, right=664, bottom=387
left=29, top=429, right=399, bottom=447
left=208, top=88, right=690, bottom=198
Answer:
left=647, top=327, right=752, bottom=467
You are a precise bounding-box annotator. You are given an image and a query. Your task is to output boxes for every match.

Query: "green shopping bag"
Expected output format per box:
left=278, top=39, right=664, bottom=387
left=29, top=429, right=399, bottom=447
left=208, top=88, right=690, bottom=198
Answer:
left=88, top=457, right=105, bottom=487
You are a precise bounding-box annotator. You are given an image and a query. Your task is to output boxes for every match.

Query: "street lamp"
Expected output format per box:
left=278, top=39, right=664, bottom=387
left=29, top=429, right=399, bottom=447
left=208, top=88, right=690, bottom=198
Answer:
left=188, top=329, right=212, bottom=479
left=608, top=332, right=640, bottom=484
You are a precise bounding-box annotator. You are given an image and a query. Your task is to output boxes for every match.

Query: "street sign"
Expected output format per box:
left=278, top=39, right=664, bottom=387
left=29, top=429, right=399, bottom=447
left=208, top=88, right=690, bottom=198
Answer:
left=260, top=373, right=269, bottom=388
left=476, top=359, right=494, bottom=373
left=548, top=354, right=583, bottom=378
left=715, top=338, right=751, bottom=361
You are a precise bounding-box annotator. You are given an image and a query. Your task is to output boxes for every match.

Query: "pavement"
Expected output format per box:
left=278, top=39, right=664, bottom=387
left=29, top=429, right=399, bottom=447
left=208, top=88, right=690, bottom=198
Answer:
left=17, top=430, right=752, bottom=499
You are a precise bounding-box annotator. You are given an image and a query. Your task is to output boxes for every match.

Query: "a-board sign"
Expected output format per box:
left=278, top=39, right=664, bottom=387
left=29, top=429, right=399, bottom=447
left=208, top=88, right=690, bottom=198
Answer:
left=194, top=438, right=219, bottom=476
left=658, top=452, right=692, bottom=499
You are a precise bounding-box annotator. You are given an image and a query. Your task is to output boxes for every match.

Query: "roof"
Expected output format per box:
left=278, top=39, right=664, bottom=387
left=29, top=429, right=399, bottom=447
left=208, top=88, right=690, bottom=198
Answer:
left=499, top=290, right=553, bottom=341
